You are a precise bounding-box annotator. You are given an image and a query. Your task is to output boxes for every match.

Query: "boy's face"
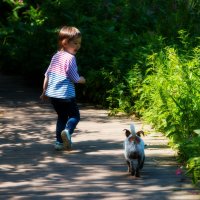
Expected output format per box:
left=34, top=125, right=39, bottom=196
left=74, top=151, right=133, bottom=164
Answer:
left=64, top=37, right=81, bottom=55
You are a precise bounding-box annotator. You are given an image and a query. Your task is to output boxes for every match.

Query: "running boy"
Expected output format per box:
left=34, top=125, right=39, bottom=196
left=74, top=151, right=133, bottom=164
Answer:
left=40, top=26, right=86, bottom=151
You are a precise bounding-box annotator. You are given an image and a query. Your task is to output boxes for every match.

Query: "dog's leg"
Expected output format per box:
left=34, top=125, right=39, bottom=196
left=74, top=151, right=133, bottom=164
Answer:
left=135, top=156, right=141, bottom=177
left=126, top=160, right=131, bottom=173
left=139, top=155, right=145, bottom=170
left=130, top=160, right=135, bottom=176
left=135, top=170, right=140, bottom=177
left=135, top=166, right=140, bottom=177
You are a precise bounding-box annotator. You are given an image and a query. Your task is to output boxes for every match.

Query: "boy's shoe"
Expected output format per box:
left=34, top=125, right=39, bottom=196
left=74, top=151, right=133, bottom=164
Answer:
left=61, top=129, right=72, bottom=150
left=54, top=141, right=64, bottom=151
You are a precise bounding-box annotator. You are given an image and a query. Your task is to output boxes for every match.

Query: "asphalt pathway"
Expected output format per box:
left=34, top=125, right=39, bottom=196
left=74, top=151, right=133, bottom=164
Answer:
left=0, top=74, right=199, bottom=200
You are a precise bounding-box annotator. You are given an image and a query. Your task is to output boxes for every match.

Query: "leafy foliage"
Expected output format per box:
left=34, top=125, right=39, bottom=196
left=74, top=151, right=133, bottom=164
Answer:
left=186, top=157, right=200, bottom=185
left=135, top=34, right=200, bottom=139
left=134, top=33, right=200, bottom=184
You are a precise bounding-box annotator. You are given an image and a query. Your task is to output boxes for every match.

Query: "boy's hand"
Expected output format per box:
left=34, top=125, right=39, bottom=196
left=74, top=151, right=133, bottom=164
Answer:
left=40, top=91, right=49, bottom=101
left=78, top=76, right=86, bottom=84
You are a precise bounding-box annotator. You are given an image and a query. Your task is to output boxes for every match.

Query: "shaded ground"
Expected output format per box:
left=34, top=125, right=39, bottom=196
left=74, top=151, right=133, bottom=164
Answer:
left=0, top=74, right=199, bottom=200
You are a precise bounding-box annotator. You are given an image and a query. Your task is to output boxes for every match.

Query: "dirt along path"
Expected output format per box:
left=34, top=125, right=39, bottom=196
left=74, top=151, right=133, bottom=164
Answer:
left=0, top=74, right=199, bottom=200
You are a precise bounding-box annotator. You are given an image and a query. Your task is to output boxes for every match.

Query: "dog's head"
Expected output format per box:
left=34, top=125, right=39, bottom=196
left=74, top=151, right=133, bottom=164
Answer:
left=123, top=129, right=145, bottom=138
left=123, top=129, right=141, bottom=144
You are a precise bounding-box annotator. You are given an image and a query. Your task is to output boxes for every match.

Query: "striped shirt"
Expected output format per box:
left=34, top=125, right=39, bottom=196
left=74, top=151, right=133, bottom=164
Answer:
left=45, top=51, right=80, bottom=99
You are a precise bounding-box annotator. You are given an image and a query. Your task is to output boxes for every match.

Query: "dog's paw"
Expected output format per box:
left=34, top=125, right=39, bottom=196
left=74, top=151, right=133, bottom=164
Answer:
left=135, top=170, right=140, bottom=177
left=130, top=161, right=135, bottom=176
left=131, top=169, right=135, bottom=176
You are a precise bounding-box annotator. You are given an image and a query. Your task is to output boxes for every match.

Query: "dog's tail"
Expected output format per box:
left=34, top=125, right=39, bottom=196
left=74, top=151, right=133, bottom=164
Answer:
left=130, top=123, right=136, bottom=136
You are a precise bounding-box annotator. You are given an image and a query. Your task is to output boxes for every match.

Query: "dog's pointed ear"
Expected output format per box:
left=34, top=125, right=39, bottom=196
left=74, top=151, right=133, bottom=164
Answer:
left=123, top=129, right=131, bottom=137
left=136, top=130, right=145, bottom=137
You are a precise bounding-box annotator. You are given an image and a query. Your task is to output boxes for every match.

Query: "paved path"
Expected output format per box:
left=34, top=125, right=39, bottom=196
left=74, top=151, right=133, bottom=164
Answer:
left=0, top=74, right=199, bottom=200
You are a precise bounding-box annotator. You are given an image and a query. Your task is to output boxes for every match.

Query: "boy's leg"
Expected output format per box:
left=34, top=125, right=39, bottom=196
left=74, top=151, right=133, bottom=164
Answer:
left=51, top=98, right=80, bottom=150
left=51, top=98, right=68, bottom=143
left=56, top=115, right=67, bottom=143
left=61, top=99, right=80, bottom=150
left=66, top=99, right=80, bottom=135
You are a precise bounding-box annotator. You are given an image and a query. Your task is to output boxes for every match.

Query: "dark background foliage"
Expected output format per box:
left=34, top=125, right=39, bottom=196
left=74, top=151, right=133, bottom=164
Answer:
left=1, top=0, right=200, bottom=104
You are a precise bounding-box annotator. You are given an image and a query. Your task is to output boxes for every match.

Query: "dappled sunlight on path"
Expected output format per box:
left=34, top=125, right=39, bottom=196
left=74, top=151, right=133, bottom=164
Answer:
left=0, top=74, right=199, bottom=200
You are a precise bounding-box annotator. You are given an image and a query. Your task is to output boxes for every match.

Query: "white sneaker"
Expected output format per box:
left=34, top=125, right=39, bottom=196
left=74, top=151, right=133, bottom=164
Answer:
left=54, top=141, right=64, bottom=151
left=61, top=129, right=72, bottom=150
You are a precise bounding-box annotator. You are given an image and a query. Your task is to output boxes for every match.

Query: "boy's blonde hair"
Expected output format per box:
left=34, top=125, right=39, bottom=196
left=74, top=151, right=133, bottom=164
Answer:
left=58, top=26, right=81, bottom=50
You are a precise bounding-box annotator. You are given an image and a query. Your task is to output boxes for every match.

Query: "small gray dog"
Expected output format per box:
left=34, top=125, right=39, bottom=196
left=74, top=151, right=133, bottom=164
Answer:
left=123, top=124, right=145, bottom=177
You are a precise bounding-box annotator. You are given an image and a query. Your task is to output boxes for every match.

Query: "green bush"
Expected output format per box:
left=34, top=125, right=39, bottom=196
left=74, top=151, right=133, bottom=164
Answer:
left=186, top=157, right=200, bottom=185
left=135, top=32, right=200, bottom=139
left=134, top=32, right=200, bottom=184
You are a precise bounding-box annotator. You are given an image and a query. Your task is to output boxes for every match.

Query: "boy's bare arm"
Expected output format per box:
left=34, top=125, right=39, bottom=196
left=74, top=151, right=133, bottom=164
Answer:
left=40, top=76, right=49, bottom=100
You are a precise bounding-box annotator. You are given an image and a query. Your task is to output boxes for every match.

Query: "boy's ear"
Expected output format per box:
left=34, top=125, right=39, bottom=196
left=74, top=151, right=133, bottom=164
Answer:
left=61, top=39, right=68, bottom=47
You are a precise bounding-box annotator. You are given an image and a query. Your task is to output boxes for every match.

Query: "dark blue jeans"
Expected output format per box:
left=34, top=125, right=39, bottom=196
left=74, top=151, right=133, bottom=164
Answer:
left=51, top=97, right=80, bottom=143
